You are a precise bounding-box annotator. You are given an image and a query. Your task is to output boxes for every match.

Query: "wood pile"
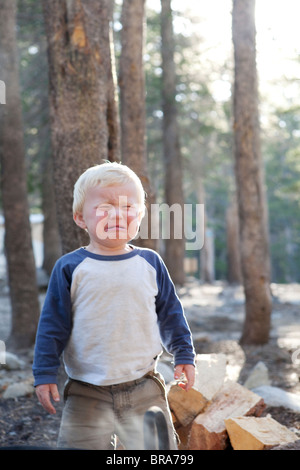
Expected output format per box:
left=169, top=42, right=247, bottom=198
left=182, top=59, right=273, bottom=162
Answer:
left=167, top=354, right=298, bottom=450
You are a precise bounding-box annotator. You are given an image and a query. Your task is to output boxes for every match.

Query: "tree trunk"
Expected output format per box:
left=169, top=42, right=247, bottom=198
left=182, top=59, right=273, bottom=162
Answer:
left=119, top=0, right=156, bottom=250
left=232, top=0, right=272, bottom=344
left=226, top=197, right=242, bottom=284
left=107, top=0, right=121, bottom=163
left=160, top=0, right=185, bottom=285
left=42, top=0, right=120, bottom=254
left=0, top=0, right=40, bottom=349
left=197, top=176, right=215, bottom=284
left=41, top=155, right=62, bottom=275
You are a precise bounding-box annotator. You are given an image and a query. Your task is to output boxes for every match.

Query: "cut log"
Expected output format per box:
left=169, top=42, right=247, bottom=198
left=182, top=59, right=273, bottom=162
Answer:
left=168, top=353, right=227, bottom=427
left=176, top=422, right=193, bottom=450
left=167, top=385, right=207, bottom=427
left=188, top=380, right=266, bottom=450
left=225, top=416, right=298, bottom=450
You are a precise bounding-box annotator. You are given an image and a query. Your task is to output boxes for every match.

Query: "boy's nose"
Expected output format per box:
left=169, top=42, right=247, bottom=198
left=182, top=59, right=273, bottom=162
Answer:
left=107, top=206, right=124, bottom=220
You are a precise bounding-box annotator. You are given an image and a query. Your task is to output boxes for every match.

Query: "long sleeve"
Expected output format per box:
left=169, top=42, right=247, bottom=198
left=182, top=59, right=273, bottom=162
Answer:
left=154, top=255, right=195, bottom=366
left=32, top=258, right=74, bottom=386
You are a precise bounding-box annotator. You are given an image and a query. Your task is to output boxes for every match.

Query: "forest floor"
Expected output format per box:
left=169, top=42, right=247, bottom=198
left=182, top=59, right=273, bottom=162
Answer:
left=0, top=277, right=299, bottom=449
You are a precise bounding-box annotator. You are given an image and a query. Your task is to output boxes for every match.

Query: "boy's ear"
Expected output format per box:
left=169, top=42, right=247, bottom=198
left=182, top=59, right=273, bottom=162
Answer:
left=74, top=212, right=87, bottom=229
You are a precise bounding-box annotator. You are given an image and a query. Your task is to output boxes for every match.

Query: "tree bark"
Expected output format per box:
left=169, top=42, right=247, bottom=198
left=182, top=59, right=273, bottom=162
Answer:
left=197, top=176, right=215, bottom=284
left=107, top=0, right=121, bottom=164
left=0, top=0, right=40, bottom=349
left=41, top=155, right=62, bottom=275
left=226, top=197, right=242, bottom=284
left=119, top=0, right=156, bottom=250
left=232, top=0, right=272, bottom=344
left=161, top=0, right=185, bottom=285
left=42, top=0, right=120, bottom=254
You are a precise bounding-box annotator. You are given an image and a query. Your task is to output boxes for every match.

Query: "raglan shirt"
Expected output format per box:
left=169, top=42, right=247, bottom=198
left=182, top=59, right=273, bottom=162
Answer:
left=33, top=246, right=195, bottom=387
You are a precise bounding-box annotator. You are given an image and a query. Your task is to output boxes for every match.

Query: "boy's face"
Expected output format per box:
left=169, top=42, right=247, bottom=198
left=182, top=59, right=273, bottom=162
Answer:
left=74, top=182, right=143, bottom=250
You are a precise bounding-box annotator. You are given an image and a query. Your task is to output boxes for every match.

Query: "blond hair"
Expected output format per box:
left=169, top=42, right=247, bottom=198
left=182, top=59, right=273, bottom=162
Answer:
left=73, top=162, right=146, bottom=216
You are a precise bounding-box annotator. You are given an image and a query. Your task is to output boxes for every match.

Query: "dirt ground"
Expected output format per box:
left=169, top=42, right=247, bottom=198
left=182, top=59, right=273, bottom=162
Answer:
left=0, top=277, right=299, bottom=449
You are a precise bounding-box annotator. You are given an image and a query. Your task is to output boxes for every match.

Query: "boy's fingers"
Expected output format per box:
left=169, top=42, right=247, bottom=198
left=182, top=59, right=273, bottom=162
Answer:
left=174, top=364, right=184, bottom=380
left=184, top=366, right=195, bottom=391
left=174, top=364, right=195, bottom=391
left=50, top=383, right=60, bottom=402
left=39, top=389, right=56, bottom=414
left=36, top=384, right=59, bottom=415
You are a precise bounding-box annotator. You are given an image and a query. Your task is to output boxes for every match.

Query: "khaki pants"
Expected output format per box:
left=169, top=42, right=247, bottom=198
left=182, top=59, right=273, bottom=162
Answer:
left=57, top=372, right=177, bottom=450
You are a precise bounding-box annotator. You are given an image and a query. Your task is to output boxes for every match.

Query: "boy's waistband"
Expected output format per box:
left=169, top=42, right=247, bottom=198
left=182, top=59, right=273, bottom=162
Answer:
left=65, top=370, right=166, bottom=395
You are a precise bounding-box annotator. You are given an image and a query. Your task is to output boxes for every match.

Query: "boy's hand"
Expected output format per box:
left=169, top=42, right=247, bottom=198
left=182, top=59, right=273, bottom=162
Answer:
left=35, top=384, right=60, bottom=415
left=174, top=364, right=195, bottom=391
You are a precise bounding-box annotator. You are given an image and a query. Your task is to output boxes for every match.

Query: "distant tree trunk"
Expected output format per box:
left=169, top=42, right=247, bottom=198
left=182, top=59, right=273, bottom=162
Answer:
left=0, top=0, right=40, bottom=349
left=160, top=0, right=185, bottom=285
left=41, top=155, right=62, bottom=275
left=201, top=229, right=215, bottom=284
left=226, top=197, right=242, bottom=284
left=107, top=0, right=121, bottom=163
left=232, top=0, right=272, bottom=344
left=42, top=0, right=120, bottom=254
left=284, top=226, right=294, bottom=283
left=197, top=176, right=215, bottom=284
left=119, top=0, right=156, bottom=250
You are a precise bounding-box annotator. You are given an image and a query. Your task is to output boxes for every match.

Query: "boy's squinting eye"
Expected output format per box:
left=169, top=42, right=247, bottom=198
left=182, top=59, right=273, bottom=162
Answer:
left=95, top=203, right=139, bottom=217
left=96, top=205, right=112, bottom=216
left=124, top=205, right=139, bottom=216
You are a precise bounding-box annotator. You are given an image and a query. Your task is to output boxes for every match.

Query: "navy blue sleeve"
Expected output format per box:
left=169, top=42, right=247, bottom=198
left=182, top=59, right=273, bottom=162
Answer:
left=32, top=256, right=74, bottom=386
left=140, top=250, right=195, bottom=366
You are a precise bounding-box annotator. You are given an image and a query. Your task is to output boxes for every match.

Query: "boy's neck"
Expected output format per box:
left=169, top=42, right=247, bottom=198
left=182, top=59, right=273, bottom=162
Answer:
left=84, top=242, right=133, bottom=256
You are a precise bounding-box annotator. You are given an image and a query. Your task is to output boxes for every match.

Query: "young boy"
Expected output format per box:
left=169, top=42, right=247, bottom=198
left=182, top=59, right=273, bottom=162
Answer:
left=33, top=162, right=195, bottom=450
